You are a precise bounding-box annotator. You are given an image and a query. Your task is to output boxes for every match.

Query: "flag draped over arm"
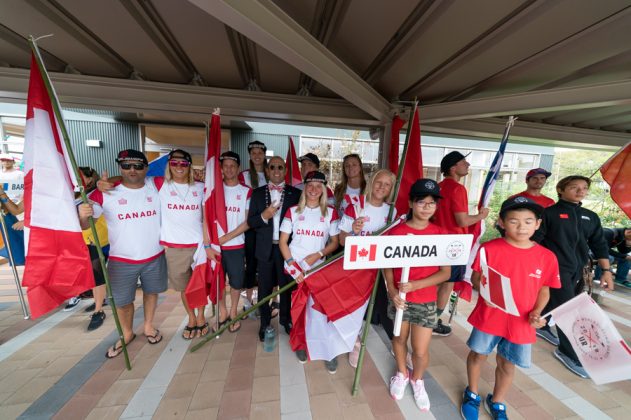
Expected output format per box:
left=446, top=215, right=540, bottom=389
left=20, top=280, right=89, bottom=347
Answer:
left=393, top=108, right=423, bottom=217
left=457, top=117, right=515, bottom=301
left=285, top=136, right=301, bottom=187
left=22, top=53, right=95, bottom=318
left=600, top=141, right=631, bottom=219
left=185, top=111, right=226, bottom=307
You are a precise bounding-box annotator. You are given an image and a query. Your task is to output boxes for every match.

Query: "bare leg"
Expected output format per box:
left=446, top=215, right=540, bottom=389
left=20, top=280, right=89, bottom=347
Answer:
left=143, top=293, right=159, bottom=336
left=392, top=322, right=410, bottom=375
left=229, top=288, right=241, bottom=320
left=492, top=354, right=515, bottom=402
left=115, top=303, right=135, bottom=345
left=436, top=282, right=454, bottom=314
left=93, top=284, right=106, bottom=312
left=409, top=325, right=432, bottom=381
left=196, top=305, right=208, bottom=336
left=466, top=351, right=487, bottom=394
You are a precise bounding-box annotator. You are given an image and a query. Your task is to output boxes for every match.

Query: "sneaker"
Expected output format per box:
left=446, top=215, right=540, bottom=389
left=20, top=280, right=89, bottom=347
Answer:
left=84, top=299, right=108, bottom=313
left=295, top=350, right=307, bottom=364
left=325, top=357, right=338, bottom=374
left=410, top=378, right=430, bottom=411
left=484, top=394, right=508, bottom=419
left=389, top=371, right=409, bottom=400
left=389, top=347, right=413, bottom=370
left=432, top=319, right=452, bottom=336
left=63, top=296, right=81, bottom=311
left=87, top=311, right=106, bottom=331
left=349, top=339, right=361, bottom=368
left=553, top=349, right=589, bottom=378
left=460, top=386, right=481, bottom=420
left=536, top=328, right=560, bottom=346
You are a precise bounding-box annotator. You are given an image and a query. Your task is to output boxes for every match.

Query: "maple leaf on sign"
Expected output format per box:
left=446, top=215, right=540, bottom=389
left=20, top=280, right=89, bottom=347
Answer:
left=358, top=248, right=369, bottom=258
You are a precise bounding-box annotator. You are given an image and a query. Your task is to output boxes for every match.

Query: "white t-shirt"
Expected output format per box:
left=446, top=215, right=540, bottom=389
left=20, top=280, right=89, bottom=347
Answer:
left=280, top=205, right=339, bottom=266
left=159, top=181, right=204, bottom=248
left=223, top=183, right=251, bottom=250
left=338, top=186, right=362, bottom=216
left=239, top=170, right=267, bottom=188
left=339, top=196, right=396, bottom=236
left=90, top=177, right=163, bottom=263
left=0, top=170, right=25, bottom=201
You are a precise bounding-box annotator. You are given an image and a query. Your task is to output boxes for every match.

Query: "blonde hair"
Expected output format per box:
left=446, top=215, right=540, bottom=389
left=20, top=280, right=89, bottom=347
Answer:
left=164, top=157, right=195, bottom=185
left=296, top=182, right=329, bottom=217
left=365, top=169, right=396, bottom=204
left=334, top=154, right=366, bottom=209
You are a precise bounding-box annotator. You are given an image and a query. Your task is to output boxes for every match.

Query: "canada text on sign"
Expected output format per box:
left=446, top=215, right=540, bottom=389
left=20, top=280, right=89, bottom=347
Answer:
left=343, top=234, right=473, bottom=269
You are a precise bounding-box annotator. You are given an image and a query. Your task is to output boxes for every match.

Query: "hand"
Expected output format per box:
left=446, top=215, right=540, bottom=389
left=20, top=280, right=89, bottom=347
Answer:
left=352, top=217, right=365, bottom=235
left=193, top=169, right=205, bottom=182
left=529, top=311, right=546, bottom=328
left=78, top=203, right=94, bottom=219
left=390, top=293, right=407, bottom=310
left=479, top=207, right=490, bottom=219
left=262, top=204, right=279, bottom=220
left=303, top=252, right=321, bottom=267
left=205, top=246, right=220, bottom=263
left=12, top=220, right=24, bottom=231
left=600, top=270, right=614, bottom=291
left=398, top=282, right=416, bottom=293
left=97, top=171, right=114, bottom=194
left=295, top=273, right=305, bottom=284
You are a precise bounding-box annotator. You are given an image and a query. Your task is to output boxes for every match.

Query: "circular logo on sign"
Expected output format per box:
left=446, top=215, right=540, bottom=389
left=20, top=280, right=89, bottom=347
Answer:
left=514, top=196, right=528, bottom=203
left=571, top=317, right=611, bottom=360
left=446, top=241, right=465, bottom=260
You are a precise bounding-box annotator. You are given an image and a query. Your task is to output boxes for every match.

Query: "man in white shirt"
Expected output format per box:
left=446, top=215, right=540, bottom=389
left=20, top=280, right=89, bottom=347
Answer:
left=0, top=154, right=25, bottom=201
left=79, top=149, right=167, bottom=358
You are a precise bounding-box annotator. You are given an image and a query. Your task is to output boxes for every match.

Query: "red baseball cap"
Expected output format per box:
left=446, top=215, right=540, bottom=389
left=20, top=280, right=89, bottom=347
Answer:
left=526, top=168, right=552, bottom=180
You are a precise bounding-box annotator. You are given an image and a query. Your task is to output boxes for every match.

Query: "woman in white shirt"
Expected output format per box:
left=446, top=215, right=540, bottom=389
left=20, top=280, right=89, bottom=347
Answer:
left=333, top=153, right=366, bottom=218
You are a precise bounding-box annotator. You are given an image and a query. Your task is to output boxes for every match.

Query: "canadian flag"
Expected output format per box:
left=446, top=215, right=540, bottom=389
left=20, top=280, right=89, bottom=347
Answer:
left=548, top=293, right=631, bottom=384
left=285, top=136, right=302, bottom=187
left=478, top=247, right=519, bottom=316
left=22, top=53, right=95, bottom=318
left=349, top=244, right=377, bottom=262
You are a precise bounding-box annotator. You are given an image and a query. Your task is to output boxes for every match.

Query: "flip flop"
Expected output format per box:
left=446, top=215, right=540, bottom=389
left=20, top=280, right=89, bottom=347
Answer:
left=211, top=317, right=231, bottom=333
left=182, top=325, right=196, bottom=340
left=145, top=329, right=163, bottom=345
left=197, top=322, right=209, bottom=337
left=105, top=333, right=136, bottom=359
left=228, top=320, right=241, bottom=333
left=270, top=301, right=279, bottom=319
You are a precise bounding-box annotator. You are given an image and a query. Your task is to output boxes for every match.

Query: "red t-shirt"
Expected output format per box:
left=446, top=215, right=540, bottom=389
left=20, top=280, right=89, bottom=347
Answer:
left=433, top=178, right=468, bottom=234
left=468, top=238, right=561, bottom=344
left=510, top=191, right=555, bottom=208
left=389, top=222, right=447, bottom=304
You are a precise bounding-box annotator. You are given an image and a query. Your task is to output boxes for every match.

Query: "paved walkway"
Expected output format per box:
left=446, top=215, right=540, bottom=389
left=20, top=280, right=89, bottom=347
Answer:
left=1, top=263, right=631, bottom=419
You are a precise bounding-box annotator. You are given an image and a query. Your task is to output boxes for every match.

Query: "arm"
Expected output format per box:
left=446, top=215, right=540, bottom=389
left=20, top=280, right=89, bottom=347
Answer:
left=588, top=217, right=614, bottom=291
left=528, top=286, right=550, bottom=328
left=384, top=268, right=405, bottom=310
left=454, top=208, right=489, bottom=228
left=471, top=270, right=481, bottom=291
left=0, top=185, right=23, bottom=215
left=218, top=219, right=250, bottom=245
left=303, top=234, right=340, bottom=267
left=96, top=172, right=122, bottom=193
left=398, top=265, right=451, bottom=293
left=339, top=216, right=365, bottom=246
left=201, top=207, right=219, bottom=262
left=78, top=203, right=94, bottom=230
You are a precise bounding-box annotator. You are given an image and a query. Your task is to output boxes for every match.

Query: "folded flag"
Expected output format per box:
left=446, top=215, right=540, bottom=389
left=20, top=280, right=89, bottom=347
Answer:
left=478, top=247, right=519, bottom=316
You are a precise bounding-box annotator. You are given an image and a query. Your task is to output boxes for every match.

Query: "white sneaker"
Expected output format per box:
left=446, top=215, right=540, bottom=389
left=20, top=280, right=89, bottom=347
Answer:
left=389, top=372, right=409, bottom=400
left=410, top=378, right=430, bottom=411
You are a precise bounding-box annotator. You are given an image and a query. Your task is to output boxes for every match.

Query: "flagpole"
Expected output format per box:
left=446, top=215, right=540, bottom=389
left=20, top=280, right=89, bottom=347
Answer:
left=29, top=37, right=131, bottom=370
left=0, top=211, right=30, bottom=318
left=351, top=101, right=419, bottom=396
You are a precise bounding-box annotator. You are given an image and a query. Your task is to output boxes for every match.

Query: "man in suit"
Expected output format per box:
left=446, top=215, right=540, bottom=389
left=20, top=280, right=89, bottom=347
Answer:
left=248, top=156, right=301, bottom=340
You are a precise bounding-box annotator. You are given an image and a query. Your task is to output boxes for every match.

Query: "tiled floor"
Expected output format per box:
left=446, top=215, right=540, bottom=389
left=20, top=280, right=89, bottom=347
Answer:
left=1, top=262, right=631, bottom=419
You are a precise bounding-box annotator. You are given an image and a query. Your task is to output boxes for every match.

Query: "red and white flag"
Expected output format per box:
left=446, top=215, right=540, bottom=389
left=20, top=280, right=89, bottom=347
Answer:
left=547, top=292, right=631, bottom=385
left=600, top=141, right=631, bottom=219
left=393, top=108, right=423, bottom=218
left=478, top=247, right=519, bottom=316
left=185, top=111, right=226, bottom=307
left=22, top=53, right=95, bottom=318
left=285, top=136, right=302, bottom=187
left=348, top=244, right=377, bottom=262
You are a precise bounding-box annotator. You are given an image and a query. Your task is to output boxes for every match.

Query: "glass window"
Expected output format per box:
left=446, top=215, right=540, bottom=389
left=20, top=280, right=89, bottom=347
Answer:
left=422, top=147, right=443, bottom=167
left=516, top=153, right=537, bottom=169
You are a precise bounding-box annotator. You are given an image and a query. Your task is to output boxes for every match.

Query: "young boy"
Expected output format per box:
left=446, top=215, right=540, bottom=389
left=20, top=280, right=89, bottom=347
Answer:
left=385, top=179, right=451, bottom=411
left=461, top=196, right=560, bottom=420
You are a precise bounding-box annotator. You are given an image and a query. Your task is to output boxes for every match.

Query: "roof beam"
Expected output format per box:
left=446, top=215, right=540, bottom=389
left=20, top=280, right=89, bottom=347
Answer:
left=225, top=27, right=261, bottom=90
left=0, top=67, right=379, bottom=127
left=187, top=0, right=391, bottom=122
left=0, top=23, right=68, bottom=71
left=421, top=79, right=631, bottom=123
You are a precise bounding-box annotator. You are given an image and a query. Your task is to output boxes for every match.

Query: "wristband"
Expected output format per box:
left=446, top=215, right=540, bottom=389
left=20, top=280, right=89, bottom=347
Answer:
left=203, top=244, right=212, bottom=249
left=318, top=250, right=324, bottom=258
left=285, top=257, right=294, bottom=264
left=603, top=268, right=614, bottom=273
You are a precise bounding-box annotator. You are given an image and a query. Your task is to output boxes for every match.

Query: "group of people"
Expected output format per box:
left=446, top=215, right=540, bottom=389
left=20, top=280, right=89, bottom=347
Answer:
left=3, top=138, right=626, bottom=418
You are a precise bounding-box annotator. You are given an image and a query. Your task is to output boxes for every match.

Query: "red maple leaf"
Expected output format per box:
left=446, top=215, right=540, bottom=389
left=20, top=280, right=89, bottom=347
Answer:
left=358, top=248, right=369, bottom=258
left=481, top=275, right=487, bottom=287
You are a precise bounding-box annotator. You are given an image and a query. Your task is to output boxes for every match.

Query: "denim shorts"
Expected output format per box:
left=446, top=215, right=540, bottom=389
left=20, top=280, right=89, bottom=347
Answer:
left=466, top=327, right=531, bottom=368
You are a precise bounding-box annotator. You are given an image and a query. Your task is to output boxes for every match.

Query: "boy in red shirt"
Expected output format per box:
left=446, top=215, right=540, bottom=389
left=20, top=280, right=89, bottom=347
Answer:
left=461, top=196, right=560, bottom=420
left=385, top=179, right=451, bottom=411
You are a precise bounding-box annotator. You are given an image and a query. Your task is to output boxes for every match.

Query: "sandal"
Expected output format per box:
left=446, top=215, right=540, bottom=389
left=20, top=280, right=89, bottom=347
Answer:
left=182, top=325, right=196, bottom=340
left=228, top=320, right=241, bottom=333
left=145, top=329, right=163, bottom=345
left=270, top=301, right=279, bottom=319
left=105, top=334, right=136, bottom=359
left=211, top=317, right=231, bottom=333
left=197, top=322, right=209, bottom=337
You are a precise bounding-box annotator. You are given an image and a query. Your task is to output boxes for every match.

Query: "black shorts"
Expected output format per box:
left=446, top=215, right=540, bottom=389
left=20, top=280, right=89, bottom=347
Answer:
left=88, top=244, right=107, bottom=287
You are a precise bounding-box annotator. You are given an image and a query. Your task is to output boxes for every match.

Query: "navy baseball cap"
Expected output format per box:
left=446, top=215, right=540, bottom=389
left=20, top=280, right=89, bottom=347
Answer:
left=220, top=151, right=240, bottom=166
left=499, top=196, right=543, bottom=219
left=409, top=178, right=442, bottom=199
left=116, top=149, right=148, bottom=165
left=303, top=170, right=327, bottom=185
left=440, top=151, right=470, bottom=174
left=298, top=153, right=320, bottom=168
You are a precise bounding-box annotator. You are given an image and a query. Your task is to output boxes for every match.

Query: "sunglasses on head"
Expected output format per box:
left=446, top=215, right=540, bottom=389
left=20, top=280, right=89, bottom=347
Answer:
left=120, top=163, right=145, bottom=170
left=169, top=160, right=191, bottom=168
left=269, top=164, right=284, bottom=170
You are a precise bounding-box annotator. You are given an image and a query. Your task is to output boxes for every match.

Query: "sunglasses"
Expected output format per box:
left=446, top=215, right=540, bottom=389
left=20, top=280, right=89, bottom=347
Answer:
left=269, top=164, right=284, bottom=170
left=120, top=163, right=146, bottom=170
left=169, top=160, right=191, bottom=168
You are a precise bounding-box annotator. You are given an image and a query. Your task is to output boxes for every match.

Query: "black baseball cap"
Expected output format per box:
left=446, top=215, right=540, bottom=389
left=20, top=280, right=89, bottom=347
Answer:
left=248, top=140, right=267, bottom=153
left=168, top=149, right=192, bottom=163
left=409, top=178, right=442, bottom=199
left=499, top=196, right=543, bottom=219
left=298, top=153, right=320, bottom=168
left=219, top=151, right=240, bottom=166
left=303, top=170, right=327, bottom=185
left=440, top=151, right=470, bottom=174
left=116, top=149, right=148, bottom=165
